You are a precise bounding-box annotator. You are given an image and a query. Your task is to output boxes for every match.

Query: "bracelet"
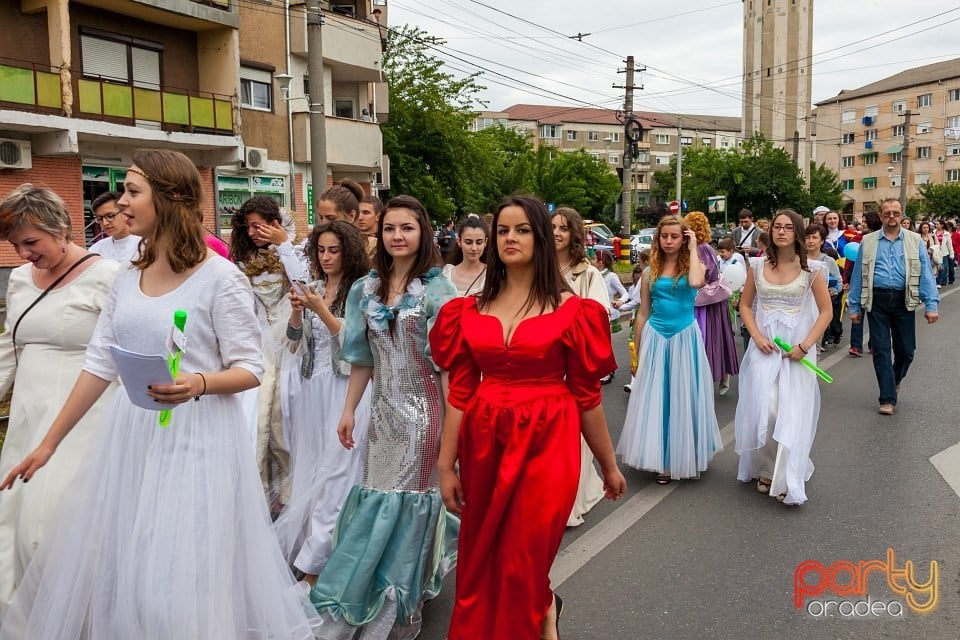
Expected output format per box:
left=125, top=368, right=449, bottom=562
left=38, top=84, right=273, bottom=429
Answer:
left=797, top=344, right=808, bottom=354
left=194, top=372, right=207, bottom=401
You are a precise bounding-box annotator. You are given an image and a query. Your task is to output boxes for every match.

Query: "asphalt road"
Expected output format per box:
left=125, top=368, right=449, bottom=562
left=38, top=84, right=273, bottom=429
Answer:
left=419, top=285, right=960, bottom=640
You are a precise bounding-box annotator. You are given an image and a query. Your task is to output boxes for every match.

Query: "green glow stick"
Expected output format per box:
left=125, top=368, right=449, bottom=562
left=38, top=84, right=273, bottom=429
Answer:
left=773, top=337, right=833, bottom=383
left=159, top=310, right=188, bottom=427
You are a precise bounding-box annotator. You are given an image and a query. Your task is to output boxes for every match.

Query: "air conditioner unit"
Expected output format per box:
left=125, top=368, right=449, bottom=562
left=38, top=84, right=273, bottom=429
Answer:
left=0, top=139, right=32, bottom=170
left=890, top=177, right=901, bottom=187
left=243, top=147, right=268, bottom=171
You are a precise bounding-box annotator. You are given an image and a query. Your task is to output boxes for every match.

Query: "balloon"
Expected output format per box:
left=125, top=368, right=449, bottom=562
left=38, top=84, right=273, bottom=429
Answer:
left=843, top=242, right=861, bottom=262
left=721, top=260, right=747, bottom=292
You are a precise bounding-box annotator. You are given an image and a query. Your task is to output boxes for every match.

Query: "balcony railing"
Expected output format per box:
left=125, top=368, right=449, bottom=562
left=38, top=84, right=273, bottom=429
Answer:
left=77, top=76, right=234, bottom=134
left=0, top=59, right=62, bottom=111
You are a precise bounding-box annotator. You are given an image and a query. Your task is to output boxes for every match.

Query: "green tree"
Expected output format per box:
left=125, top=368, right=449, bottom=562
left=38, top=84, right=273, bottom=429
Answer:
left=462, top=125, right=536, bottom=214
left=381, top=26, right=486, bottom=221
left=799, top=161, right=844, bottom=215
left=529, top=147, right=621, bottom=224
left=917, top=182, right=960, bottom=217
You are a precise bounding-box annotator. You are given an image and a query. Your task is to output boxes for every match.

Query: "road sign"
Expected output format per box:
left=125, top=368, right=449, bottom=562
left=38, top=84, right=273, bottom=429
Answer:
left=668, top=200, right=680, bottom=214
left=682, top=200, right=688, bottom=212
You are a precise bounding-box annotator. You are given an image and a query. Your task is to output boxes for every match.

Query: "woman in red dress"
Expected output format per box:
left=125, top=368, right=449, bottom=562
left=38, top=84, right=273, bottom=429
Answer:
left=430, top=195, right=626, bottom=640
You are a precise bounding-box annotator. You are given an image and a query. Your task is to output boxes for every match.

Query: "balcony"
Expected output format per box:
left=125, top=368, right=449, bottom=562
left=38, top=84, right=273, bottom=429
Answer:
left=289, top=10, right=382, bottom=82
left=293, top=113, right=381, bottom=171
left=76, top=75, right=235, bottom=134
left=0, top=59, right=62, bottom=112
left=61, top=0, right=240, bottom=30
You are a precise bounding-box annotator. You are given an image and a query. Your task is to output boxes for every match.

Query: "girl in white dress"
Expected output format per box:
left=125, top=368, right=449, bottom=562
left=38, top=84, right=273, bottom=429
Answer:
left=441, top=215, right=487, bottom=296
left=735, top=209, right=832, bottom=505
left=0, top=149, right=318, bottom=639
left=274, top=220, right=372, bottom=583
left=0, top=185, right=118, bottom=614
left=551, top=206, right=609, bottom=526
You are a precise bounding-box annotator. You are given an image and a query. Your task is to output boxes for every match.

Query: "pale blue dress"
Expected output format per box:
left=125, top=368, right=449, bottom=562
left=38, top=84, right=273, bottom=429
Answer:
left=616, top=274, right=723, bottom=478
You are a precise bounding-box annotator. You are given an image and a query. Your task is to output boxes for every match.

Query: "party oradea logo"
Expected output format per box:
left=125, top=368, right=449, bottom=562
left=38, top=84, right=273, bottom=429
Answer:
left=794, top=549, right=938, bottom=618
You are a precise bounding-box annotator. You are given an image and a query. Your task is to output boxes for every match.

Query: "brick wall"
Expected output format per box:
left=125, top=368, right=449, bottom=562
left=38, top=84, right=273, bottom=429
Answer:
left=0, top=157, right=84, bottom=268
left=198, top=166, right=218, bottom=234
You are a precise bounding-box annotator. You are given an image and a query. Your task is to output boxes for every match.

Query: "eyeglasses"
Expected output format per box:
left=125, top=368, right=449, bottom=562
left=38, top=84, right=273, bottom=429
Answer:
left=772, top=224, right=795, bottom=232
left=94, top=212, right=120, bottom=223
left=880, top=211, right=902, bottom=218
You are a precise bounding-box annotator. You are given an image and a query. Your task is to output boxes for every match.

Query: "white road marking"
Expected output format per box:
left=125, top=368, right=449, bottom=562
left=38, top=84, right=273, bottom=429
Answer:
left=552, top=286, right=957, bottom=587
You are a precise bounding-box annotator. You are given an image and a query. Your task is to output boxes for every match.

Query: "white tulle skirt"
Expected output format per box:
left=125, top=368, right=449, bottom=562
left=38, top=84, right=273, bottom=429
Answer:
left=617, top=321, right=723, bottom=478
left=0, top=392, right=319, bottom=640
left=274, top=368, right=371, bottom=575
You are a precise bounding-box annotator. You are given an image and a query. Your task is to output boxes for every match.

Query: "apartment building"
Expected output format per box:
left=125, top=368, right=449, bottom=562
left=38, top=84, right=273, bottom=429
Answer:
left=0, top=0, right=241, bottom=270
left=474, top=105, right=742, bottom=208
left=225, top=0, right=388, bottom=235
left=813, top=57, right=960, bottom=217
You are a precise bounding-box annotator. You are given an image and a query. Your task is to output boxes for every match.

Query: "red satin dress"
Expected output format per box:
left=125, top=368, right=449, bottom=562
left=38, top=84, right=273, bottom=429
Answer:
left=430, top=295, right=616, bottom=639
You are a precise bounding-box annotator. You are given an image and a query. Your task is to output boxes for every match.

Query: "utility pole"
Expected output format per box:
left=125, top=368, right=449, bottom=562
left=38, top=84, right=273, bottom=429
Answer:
left=307, top=0, right=328, bottom=210
left=898, top=110, right=913, bottom=211
left=675, top=118, right=682, bottom=207
left=614, top=56, right=636, bottom=238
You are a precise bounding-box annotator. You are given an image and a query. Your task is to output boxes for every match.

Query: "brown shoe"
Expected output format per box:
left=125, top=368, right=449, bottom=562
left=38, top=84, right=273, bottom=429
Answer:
left=878, top=404, right=895, bottom=415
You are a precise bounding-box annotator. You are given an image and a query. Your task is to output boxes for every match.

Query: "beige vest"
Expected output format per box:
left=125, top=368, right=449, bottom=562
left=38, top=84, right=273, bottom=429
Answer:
left=858, top=229, right=922, bottom=312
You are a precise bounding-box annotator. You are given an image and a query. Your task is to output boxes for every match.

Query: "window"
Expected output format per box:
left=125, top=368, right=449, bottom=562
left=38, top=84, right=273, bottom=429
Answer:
left=917, top=146, right=932, bottom=159
left=948, top=144, right=960, bottom=156
left=240, top=66, right=273, bottom=111
left=567, top=130, right=577, bottom=141
left=892, top=100, right=906, bottom=113
left=917, top=93, right=932, bottom=108
left=702, top=138, right=712, bottom=147
left=540, top=125, right=561, bottom=139
left=654, top=154, right=671, bottom=165
left=864, top=105, right=878, bottom=117
left=916, top=172, right=931, bottom=185
left=947, top=169, right=960, bottom=182
left=889, top=152, right=902, bottom=163
left=892, top=124, right=905, bottom=137
left=680, top=136, right=693, bottom=146
left=863, top=153, right=878, bottom=166
left=841, top=109, right=856, bottom=123
left=917, top=121, right=932, bottom=134
left=608, top=154, right=619, bottom=165
left=334, top=98, right=355, bottom=119
left=81, top=31, right=162, bottom=90
left=862, top=177, right=877, bottom=190
left=655, top=133, right=670, bottom=145
left=842, top=156, right=855, bottom=168
left=588, top=131, right=599, bottom=142
left=949, top=89, right=960, bottom=102
left=720, top=137, right=731, bottom=148
left=842, top=132, right=855, bottom=144
left=588, top=151, right=600, bottom=160
left=842, top=179, right=855, bottom=190
left=610, top=132, right=621, bottom=143
left=865, top=129, right=878, bottom=141
left=947, top=116, right=960, bottom=129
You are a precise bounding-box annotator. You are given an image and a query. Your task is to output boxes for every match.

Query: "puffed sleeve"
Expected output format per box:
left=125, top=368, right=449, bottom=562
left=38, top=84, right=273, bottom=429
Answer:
left=340, top=276, right=373, bottom=367
left=83, top=267, right=123, bottom=382
left=698, top=243, right=720, bottom=284
left=277, top=239, right=310, bottom=283
left=429, top=297, right=480, bottom=410
left=212, top=264, right=265, bottom=382
left=422, top=272, right=458, bottom=368
left=0, top=269, right=24, bottom=396
left=563, top=297, right=617, bottom=412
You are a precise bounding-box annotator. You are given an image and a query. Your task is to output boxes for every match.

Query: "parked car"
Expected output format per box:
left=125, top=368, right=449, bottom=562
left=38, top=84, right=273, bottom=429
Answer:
left=583, top=220, right=615, bottom=254
left=631, top=228, right=656, bottom=263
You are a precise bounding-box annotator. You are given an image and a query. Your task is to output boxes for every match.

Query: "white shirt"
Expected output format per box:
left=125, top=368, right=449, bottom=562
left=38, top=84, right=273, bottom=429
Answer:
left=719, top=253, right=745, bottom=270
left=89, top=234, right=142, bottom=264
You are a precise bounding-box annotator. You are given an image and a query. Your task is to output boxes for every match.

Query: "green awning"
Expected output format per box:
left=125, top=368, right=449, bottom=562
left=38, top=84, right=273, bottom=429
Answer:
left=861, top=177, right=877, bottom=185
left=884, top=144, right=904, bottom=154
left=859, top=150, right=878, bottom=156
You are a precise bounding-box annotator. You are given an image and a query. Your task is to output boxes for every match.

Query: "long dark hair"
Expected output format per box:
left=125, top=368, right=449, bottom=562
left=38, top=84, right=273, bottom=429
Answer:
left=552, top=206, right=588, bottom=265
left=478, top=195, right=571, bottom=314
left=230, top=195, right=282, bottom=263
left=305, top=220, right=369, bottom=316
left=373, top=195, right=441, bottom=302
left=767, top=209, right=809, bottom=272
left=129, top=149, right=207, bottom=273
left=449, top=214, right=489, bottom=265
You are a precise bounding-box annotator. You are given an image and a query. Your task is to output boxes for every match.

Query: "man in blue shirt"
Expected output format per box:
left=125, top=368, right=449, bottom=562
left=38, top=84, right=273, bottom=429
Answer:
left=848, top=198, right=939, bottom=415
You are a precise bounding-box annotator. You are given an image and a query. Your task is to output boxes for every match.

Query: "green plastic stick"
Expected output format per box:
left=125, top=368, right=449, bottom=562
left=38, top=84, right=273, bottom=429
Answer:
left=773, top=337, right=833, bottom=383
left=159, top=310, right=188, bottom=427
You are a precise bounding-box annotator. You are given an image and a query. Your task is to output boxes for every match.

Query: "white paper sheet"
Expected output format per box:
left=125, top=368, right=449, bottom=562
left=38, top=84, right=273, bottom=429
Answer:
left=109, top=345, right=177, bottom=410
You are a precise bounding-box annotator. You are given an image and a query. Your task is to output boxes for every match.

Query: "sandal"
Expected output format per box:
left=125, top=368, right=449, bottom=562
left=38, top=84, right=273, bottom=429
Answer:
left=776, top=492, right=787, bottom=503
left=655, top=474, right=671, bottom=485
left=756, top=478, right=771, bottom=494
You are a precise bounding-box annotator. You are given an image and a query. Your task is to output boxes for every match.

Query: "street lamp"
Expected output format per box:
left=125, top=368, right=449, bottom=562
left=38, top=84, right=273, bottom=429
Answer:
left=275, top=73, right=293, bottom=100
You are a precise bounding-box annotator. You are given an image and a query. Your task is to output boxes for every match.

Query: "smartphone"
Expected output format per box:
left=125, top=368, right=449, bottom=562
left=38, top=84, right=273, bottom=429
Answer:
left=291, top=280, right=308, bottom=296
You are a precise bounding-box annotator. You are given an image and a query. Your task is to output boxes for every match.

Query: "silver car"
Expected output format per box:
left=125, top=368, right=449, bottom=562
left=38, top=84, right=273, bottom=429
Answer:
left=630, top=228, right=656, bottom=262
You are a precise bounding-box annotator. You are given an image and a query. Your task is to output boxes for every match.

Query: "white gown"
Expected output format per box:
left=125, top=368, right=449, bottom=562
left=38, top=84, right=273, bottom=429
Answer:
left=0, top=259, right=119, bottom=614
left=0, top=257, right=319, bottom=640
left=735, top=258, right=826, bottom=505
left=273, top=281, right=371, bottom=575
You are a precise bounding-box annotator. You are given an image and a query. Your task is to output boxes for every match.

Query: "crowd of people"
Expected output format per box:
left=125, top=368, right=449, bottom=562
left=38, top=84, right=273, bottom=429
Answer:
left=0, top=152, right=946, bottom=640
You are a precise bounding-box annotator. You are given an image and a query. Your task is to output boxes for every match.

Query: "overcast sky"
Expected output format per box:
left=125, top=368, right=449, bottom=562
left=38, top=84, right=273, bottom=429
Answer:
left=387, top=1, right=960, bottom=117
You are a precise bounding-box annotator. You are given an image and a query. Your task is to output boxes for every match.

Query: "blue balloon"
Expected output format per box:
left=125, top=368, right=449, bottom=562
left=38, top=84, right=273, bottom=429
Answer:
left=843, top=241, right=861, bottom=262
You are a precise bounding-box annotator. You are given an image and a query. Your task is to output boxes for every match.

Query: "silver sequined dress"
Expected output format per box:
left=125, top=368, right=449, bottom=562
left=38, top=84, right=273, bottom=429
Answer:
left=310, top=267, right=459, bottom=640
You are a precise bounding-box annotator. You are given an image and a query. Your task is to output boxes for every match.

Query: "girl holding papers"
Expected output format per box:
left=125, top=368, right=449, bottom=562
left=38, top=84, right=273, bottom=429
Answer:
left=0, top=149, right=318, bottom=639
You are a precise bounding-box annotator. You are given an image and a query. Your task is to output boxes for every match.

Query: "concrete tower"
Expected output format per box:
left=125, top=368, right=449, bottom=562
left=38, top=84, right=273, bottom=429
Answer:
left=742, top=0, right=813, bottom=176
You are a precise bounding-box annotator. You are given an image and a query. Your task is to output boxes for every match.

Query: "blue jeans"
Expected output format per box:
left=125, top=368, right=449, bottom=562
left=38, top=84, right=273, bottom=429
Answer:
left=849, top=317, right=864, bottom=351
left=936, top=257, right=949, bottom=286
left=866, top=289, right=916, bottom=406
